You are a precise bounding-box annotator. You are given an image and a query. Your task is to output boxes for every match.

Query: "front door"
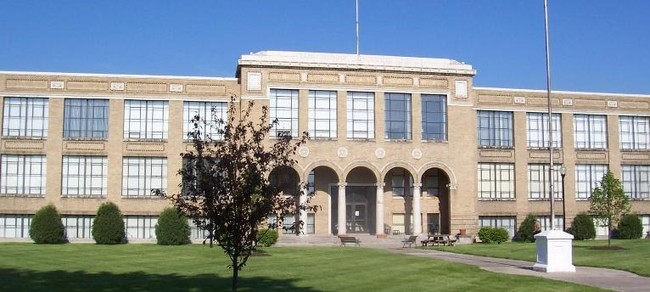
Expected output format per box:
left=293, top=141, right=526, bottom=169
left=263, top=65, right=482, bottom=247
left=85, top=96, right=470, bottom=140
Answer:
left=346, top=187, right=370, bottom=233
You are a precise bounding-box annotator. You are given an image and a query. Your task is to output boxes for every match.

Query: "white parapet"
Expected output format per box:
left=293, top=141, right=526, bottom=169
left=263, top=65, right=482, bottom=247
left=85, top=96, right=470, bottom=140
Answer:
left=533, top=229, right=576, bottom=273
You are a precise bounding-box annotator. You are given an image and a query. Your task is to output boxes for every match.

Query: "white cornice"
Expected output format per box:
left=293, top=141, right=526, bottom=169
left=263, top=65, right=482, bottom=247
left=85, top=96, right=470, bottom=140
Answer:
left=0, top=71, right=237, bottom=81
left=475, top=86, right=650, bottom=99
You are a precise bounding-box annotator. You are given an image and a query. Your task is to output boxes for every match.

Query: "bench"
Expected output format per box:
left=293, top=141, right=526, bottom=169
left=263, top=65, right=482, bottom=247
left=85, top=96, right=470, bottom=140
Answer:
left=421, top=234, right=456, bottom=247
left=401, top=235, right=418, bottom=248
left=339, top=236, right=361, bottom=247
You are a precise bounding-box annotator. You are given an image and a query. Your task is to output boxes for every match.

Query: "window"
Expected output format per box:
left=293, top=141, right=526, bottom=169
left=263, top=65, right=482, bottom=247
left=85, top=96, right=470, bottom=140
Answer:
left=63, top=99, right=108, bottom=139
left=2, top=97, right=48, bottom=138
left=62, top=216, right=93, bottom=239
left=183, top=101, right=227, bottom=141
left=123, top=100, right=169, bottom=140
left=122, top=157, right=167, bottom=197
left=308, top=90, right=337, bottom=139
left=0, top=214, right=31, bottom=238
left=537, top=216, right=564, bottom=231
left=124, top=216, right=157, bottom=239
left=641, top=215, right=650, bottom=236
left=574, top=114, right=607, bottom=149
left=526, top=113, right=561, bottom=148
left=477, top=111, right=513, bottom=147
left=269, top=89, right=299, bottom=137
left=575, top=164, right=607, bottom=200
left=479, top=216, right=516, bottom=239
left=347, top=92, right=375, bottom=139
left=421, top=94, right=447, bottom=141
left=527, top=164, right=563, bottom=200
left=189, top=219, right=210, bottom=240
left=62, top=156, right=107, bottom=197
left=385, top=93, right=411, bottom=140
left=621, top=165, right=650, bottom=200
left=423, top=170, right=442, bottom=197
left=392, top=171, right=413, bottom=197
left=0, top=155, right=46, bottom=196
left=478, top=163, right=514, bottom=200
left=267, top=214, right=315, bottom=235
left=619, top=116, right=649, bottom=150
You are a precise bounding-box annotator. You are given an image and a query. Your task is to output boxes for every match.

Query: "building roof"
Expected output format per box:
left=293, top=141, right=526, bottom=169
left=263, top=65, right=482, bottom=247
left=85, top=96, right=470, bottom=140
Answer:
left=237, top=51, right=476, bottom=76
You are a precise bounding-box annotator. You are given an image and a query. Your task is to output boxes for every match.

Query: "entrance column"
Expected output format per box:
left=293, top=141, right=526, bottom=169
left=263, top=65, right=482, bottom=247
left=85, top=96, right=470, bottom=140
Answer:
left=412, top=183, right=422, bottom=235
left=299, top=185, right=308, bottom=235
left=337, top=182, right=347, bottom=235
left=375, top=182, right=385, bottom=236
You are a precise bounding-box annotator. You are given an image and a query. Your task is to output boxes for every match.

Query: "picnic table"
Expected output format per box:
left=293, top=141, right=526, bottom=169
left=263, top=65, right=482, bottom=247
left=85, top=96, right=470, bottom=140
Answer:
left=421, top=234, right=456, bottom=246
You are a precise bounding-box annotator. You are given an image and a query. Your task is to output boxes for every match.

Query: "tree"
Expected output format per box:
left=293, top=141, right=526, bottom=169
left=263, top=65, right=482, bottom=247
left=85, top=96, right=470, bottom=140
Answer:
left=29, top=204, right=67, bottom=244
left=92, top=202, right=127, bottom=244
left=589, top=171, right=630, bottom=246
left=154, top=99, right=312, bottom=291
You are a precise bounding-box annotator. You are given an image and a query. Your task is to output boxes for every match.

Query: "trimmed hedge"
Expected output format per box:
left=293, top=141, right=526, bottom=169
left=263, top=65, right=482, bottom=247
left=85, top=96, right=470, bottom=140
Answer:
left=29, top=204, right=67, bottom=244
left=617, top=214, right=643, bottom=239
left=155, top=208, right=191, bottom=245
left=478, top=227, right=509, bottom=244
left=256, top=229, right=278, bottom=247
left=92, top=202, right=126, bottom=244
left=515, top=214, right=537, bottom=242
left=568, top=213, right=596, bottom=240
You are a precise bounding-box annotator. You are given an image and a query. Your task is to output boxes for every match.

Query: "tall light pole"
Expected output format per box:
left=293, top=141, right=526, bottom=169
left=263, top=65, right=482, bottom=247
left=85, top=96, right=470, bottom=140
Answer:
left=543, top=0, right=556, bottom=230
left=560, top=165, right=566, bottom=232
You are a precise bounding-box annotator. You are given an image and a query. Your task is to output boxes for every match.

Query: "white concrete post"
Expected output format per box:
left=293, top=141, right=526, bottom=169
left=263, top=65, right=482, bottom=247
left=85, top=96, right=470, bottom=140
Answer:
left=337, top=182, right=347, bottom=235
left=375, top=182, right=385, bottom=236
left=412, top=183, right=422, bottom=235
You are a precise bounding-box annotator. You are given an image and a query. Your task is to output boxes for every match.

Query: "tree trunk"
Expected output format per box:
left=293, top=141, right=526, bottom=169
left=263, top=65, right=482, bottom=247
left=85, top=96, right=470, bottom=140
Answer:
left=232, top=263, right=239, bottom=292
left=607, top=217, right=612, bottom=247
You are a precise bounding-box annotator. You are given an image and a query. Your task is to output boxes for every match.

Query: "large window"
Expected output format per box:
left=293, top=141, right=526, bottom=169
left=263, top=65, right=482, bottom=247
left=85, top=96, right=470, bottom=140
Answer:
left=526, top=113, right=561, bottom=148
left=123, top=100, right=169, bottom=140
left=62, top=156, right=107, bottom=197
left=642, top=215, right=650, bottom=236
left=478, top=163, right=515, bottom=200
left=477, top=111, right=513, bottom=147
left=63, top=216, right=93, bottom=239
left=385, top=93, right=412, bottom=140
left=391, top=171, right=413, bottom=197
left=619, top=116, right=649, bottom=150
left=574, top=114, right=607, bottom=149
left=537, top=216, right=564, bottom=231
left=347, top=91, right=375, bottom=139
left=575, top=164, right=608, bottom=200
left=2, top=97, right=48, bottom=138
left=0, top=155, right=46, bottom=196
left=479, top=216, right=516, bottom=239
left=63, top=99, right=108, bottom=140
left=421, top=94, right=447, bottom=141
left=528, top=164, right=562, bottom=200
left=622, top=165, right=650, bottom=200
left=0, top=214, right=31, bottom=239
left=269, top=89, right=299, bottom=137
left=308, top=90, right=337, bottom=139
left=122, top=157, right=167, bottom=197
left=183, top=101, right=227, bottom=141
left=125, top=216, right=158, bottom=240
left=423, top=169, right=442, bottom=197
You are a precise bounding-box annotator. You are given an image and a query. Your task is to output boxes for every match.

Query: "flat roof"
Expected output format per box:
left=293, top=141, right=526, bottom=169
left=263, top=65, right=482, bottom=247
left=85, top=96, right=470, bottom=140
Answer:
left=238, top=51, right=476, bottom=76
left=0, top=71, right=238, bottom=81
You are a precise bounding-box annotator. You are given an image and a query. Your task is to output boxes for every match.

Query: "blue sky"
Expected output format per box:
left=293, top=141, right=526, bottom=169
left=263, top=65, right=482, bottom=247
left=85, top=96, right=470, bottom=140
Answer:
left=2, top=1, right=649, bottom=94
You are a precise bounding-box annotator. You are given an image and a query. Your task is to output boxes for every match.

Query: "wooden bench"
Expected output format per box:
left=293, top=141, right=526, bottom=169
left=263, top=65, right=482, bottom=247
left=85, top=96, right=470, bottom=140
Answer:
left=339, top=236, right=361, bottom=247
left=422, top=234, right=456, bottom=246
left=401, top=235, right=418, bottom=248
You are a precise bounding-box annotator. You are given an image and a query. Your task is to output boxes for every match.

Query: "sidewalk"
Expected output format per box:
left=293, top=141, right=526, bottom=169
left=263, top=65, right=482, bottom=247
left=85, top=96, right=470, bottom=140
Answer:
left=277, top=235, right=650, bottom=292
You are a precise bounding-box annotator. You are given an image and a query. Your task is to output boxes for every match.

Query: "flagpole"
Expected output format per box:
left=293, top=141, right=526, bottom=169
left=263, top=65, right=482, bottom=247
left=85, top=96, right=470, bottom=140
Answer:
left=544, top=0, right=556, bottom=230
left=355, top=0, right=360, bottom=55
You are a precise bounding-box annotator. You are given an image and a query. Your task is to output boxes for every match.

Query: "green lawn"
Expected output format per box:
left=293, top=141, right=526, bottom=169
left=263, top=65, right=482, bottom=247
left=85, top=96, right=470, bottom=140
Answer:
left=432, top=239, right=650, bottom=276
left=0, top=243, right=603, bottom=291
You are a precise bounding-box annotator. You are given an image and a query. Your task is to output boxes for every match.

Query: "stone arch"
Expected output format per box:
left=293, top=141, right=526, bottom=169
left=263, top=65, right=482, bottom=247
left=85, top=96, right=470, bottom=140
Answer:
left=417, top=161, right=458, bottom=190
left=380, top=161, right=419, bottom=183
left=301, top=160, right=343, bottom=182
left=342, top=160, right=380, bottom=183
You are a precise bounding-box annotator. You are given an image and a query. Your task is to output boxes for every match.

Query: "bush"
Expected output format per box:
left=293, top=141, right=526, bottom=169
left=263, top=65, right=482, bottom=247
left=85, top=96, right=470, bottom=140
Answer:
left=92, top=202, right=126, bottom=244
left=256, top=229, right=278, bottom=247
left=617, top=214, right=643, bottom=239
left=29, top=204, right=67, bottom=244
left=515, top=214, right=537, bottom=242
left=569, top=213, right=596, bottom=240
left=155, top=208, right=191, bottom=245
left=478, top=227, right=509, bottom=244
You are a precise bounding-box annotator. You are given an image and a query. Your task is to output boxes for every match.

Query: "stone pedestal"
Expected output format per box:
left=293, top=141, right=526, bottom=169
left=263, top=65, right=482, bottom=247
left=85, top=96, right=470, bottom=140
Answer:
left=533, top=230, right=576, bottom=273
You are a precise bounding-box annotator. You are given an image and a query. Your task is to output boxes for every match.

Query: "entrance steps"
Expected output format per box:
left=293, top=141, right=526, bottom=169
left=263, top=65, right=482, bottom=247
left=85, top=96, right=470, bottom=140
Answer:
left=276, top=234, right=416, bottom=249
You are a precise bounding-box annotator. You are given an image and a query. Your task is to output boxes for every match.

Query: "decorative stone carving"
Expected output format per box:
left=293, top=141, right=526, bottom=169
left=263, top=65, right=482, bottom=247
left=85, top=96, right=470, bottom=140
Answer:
left=455, top=80, right=468, bottom=98
left=562, top=98, right=573, bottom=106
left=375, top=148, right=386, bottom=159
left=298, top=146, right=309, bottom=157
left=50, top=81, right=65, bottom=89
left=337, top=147, right=348, bottom=158
left=514, top=96, right=526, bottom=104
left=169, top=84, right=184, bottom=92
left=110, top=82, right=125, bottom=91
left=412, top=149, right=423, bottom=160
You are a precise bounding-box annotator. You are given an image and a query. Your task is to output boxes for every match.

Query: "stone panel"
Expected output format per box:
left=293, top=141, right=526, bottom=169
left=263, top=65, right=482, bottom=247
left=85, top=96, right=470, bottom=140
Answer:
left=6, top=79, right=48, bottom=90
left=477, top=94, right=511, bottom=104
left=307, top=73, right=339, bottom=84
left=621, top=152, right=650, bottom=161
left=126, top=82, right=167, bottom=93
left=269, top=72, right=301, bottom=82
left=345, top=74, right=376, bottom=85
left=125, top=142, right=165, bottom=152
left=419, top=78, right=448, bottom=88
left=186, top=84, right=226, bottom=95
left=383, top=76, right=413, bottom=87
left=574, top=99, right=606, bottom=109
left=576, top=152, right=607, bottom=160
left=527, top=97, right=560, bottom=106
left=479, top=149, right=513, bottom=158
left=529, top=151, right=561, bottom=159
left=64, top=141, right=105, bottom=151
left=67, top=81, right=109, bottom=91
left=4, top=140, right=45, bottom=150
left=619, top=101, right=649, bottom=110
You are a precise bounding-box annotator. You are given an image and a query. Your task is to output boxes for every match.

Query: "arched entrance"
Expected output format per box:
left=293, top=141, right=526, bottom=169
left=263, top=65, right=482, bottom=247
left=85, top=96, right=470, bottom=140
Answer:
left=331, top=166, right=378, bottom=235
left=269, top=166, right=301, bottom=234
left=421, top=168, right=451, bottom=234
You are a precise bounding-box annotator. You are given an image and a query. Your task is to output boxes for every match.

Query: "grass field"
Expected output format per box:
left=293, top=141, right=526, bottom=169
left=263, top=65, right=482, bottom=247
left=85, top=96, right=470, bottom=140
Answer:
left=0, top=243, right=604, bottom=291
left=432, top=239, right=650, bottom=277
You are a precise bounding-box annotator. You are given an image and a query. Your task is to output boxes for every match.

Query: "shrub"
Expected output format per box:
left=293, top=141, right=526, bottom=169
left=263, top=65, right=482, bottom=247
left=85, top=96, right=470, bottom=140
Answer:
left=29, top=204, right=67, bottom=244
left=617, top=214, right=643, bottom=239
left=515, top=214, right=537, bottom=242
left=155, top=208, right=191, bottom=245
left=478, top=227, right=509, bottom=244
left=92, top=202, right=126, bottom=244
left=256, top=229, right=278, bottom=247
left=569, top=213, right=596, bottom=240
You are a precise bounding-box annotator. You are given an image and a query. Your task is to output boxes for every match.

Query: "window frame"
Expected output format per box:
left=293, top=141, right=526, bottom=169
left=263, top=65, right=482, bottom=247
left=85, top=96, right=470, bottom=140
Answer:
left=619, top=116, right=650, bottom=150
left=347, top=91, right=375, bottom=140
left=308, top=90, right=337, bottom=139
left=527, top=164, right=563, bottom=200
left=269, top=89, right=299, bottom=138
left=477, top=110, right=513, bottom=148
left=573, top=114, right=607, bottom=149
left=526, top=112, right=562, bottom=148
left=421, top=94, right=447, bottom=142
left=384, top=92, right=412, bottom=140
left=0, top=154, right=47, bottom=196
left=2, top=97, right=49, bottom=138
left=123, top=100, right=169, bottom=141
left=63, top=98, right=109, bottom=140
left=477, top=163, right=515, bottom=200
left=621, top=165, right=650, bottom=200
left=61, top=156, right=108, bottom=198
left=122, top=157, right=167, bottom=198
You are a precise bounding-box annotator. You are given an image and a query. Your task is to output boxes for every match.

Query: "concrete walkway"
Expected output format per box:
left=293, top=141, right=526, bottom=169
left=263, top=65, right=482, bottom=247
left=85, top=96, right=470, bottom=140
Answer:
left=277, top=235, right=650, bottom=292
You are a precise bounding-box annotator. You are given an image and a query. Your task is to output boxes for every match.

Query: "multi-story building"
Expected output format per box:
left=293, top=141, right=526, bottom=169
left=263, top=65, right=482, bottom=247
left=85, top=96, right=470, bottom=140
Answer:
left=1, top=51, right=649, bottom=240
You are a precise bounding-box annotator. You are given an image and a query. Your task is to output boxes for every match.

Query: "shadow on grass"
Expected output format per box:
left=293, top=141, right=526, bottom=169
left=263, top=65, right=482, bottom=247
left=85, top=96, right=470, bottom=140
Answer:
left=0, top=268, right=318, bottom=292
